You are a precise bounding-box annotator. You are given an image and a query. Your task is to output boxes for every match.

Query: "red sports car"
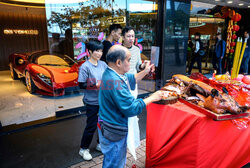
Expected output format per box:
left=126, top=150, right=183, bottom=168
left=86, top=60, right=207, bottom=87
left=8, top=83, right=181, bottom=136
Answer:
left=9, top=51, right=84, bottom=96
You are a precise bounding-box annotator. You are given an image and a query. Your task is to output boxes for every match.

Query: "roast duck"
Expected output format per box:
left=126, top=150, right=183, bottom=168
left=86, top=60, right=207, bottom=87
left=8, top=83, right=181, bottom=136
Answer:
left=162, top=74, right=249, bottom=115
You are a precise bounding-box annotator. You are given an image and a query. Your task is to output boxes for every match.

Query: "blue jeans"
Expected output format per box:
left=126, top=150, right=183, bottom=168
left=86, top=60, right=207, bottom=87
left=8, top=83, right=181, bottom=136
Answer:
left=98, top=128, right=127, bottom=168
left=216, top=57, right=223, bottom=74
left=241, top=52, right=250, bottom=74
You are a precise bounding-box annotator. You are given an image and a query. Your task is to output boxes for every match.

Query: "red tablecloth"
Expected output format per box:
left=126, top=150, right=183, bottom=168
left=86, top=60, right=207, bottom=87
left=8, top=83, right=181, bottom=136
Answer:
left=146, top=102, right=250, bottom=168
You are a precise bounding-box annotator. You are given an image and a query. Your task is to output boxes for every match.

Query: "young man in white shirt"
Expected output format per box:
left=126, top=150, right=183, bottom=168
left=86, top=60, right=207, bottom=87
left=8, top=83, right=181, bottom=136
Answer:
left=188, top=32, right=202, bottom=74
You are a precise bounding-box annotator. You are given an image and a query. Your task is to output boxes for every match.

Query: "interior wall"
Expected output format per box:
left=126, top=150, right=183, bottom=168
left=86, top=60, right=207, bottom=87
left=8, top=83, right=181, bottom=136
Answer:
left=189, top=23, right=219, bottom=37
left=0, top=5, right=48, bottom=70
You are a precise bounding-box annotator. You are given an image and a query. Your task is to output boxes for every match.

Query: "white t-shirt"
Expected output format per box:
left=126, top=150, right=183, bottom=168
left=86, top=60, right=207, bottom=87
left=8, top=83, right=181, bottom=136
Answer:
left=195, top=41, right=200, bottom=53
left=128, top=45, right=142, bottom=75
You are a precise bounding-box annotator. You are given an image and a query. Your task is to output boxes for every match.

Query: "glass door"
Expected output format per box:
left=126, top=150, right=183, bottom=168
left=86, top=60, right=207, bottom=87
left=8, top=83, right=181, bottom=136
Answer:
left=127, top=0, right=159, bottom=92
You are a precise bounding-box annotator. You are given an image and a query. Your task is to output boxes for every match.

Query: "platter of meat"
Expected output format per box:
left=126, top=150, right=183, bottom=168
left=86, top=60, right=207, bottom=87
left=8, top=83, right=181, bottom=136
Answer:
left=178, top=98, right=249, bottom=121
left=155, top=96, right=178, bottom=105
left=155, top=91, right=178, bottom=105
left=161, top=74, right=250, bottom=121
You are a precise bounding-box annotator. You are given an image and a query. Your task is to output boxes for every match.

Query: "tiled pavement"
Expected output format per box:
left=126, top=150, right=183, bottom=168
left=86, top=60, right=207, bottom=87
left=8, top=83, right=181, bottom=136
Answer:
left=69, top=139, right=146, bottom=168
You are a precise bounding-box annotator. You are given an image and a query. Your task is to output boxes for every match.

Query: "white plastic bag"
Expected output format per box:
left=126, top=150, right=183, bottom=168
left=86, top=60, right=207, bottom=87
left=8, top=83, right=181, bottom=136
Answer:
left=127, top=116, right=140, bottom=160
left=127, top=85, right=140, bottom=160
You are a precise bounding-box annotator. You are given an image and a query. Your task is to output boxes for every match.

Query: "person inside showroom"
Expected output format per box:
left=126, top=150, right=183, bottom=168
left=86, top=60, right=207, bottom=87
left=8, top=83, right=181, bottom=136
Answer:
left=241, top=30, right=250, bottom=74
left=214, top=33, right=226, bottom=74
left=188, top=32, right=203, bottom=74
left=78, top=40, right=107, bottom=161
left=97, top=45, right=163, bottom=168
left=101, top=24, right=123, bottom=63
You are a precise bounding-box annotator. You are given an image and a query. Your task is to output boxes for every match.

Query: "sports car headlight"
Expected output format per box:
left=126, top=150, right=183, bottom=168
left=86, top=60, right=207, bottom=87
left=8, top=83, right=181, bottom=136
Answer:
left=37, top=73, right=52, bottom=86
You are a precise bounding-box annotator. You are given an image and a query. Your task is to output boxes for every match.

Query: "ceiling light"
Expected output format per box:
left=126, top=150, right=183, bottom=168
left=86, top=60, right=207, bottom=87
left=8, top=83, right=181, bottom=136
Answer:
left=10, top=0, right=88, bottom=4
left=11, top=0, right=44, bottom=3
left=227, top=1, right=233, bottom=4
left=215, top=0, right=220, bottom=1
left=248, top=6, right=250, bottom=8
left=239, top=3, right=244, bottom=6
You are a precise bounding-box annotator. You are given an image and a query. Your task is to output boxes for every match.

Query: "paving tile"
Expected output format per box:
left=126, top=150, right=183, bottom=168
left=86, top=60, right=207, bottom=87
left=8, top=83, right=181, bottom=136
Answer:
left=127, top=151, right=132, bottom=158
left=136, top=148, right=145, bottom=157
left=70, top=161, right=85, bottom=168
left=70, top=166, right=80, bottom=168
left=126, top=159, right=134, bottom=168
left=135, top=160, right=145, bottom=168
left=80, top=166, right=92, bottom=168
left=136, top=153, right=142, bottom=159
left=93, top=157, right=103, bottom=165
left=138, top=156, right=146, bottom=163
left=127, top=156, right=135, bottom=163
left=90, top=163, right=103, bottom=168
left=141, top=141, right=146, bottom=147
left=141, top=147, right=146, bottom=152
left=79, top=161, right=96, bottom=168
left=98, top=155, right=104, bottom=159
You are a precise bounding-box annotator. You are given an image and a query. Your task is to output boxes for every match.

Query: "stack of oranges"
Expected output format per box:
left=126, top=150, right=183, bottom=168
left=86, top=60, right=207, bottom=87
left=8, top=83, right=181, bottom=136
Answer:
left=215, top=74, right=230, bottom=81
left=214, top=73, right=250, bottom=85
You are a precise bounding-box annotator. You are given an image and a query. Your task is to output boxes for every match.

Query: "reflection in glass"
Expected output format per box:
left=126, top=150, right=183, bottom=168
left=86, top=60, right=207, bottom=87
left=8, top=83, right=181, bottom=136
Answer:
left=127, top=0, right=158, bottom=60
left=125, top=0, right=158, bottom=93
left=163, top=0, right=191, bottom=81
left=33, top=54, right=76, bottom=67
left=45, top=0, right=126, bottom=60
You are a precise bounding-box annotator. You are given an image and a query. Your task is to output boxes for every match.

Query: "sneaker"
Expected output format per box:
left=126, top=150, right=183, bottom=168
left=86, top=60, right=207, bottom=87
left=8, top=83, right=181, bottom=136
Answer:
left=95, top=144, right=102, bottom=152
left=79, top=148, right=92, bottom=160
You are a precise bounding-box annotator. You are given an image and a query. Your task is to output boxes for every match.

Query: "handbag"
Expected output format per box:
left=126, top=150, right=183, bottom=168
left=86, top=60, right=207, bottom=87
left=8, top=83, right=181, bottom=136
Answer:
left=100, top=121, right=128, bottom=142
left=198, top=40, right=206, bottom=57
left=198, top=49, right=206, bottom=56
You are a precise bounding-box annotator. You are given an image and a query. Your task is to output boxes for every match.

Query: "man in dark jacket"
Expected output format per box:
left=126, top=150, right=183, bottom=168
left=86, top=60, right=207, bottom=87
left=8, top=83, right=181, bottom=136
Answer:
left=242, top=30, right=250, bottom=74
left=59, top=28, right=74, bottom=59
left=215, top=33, right=226, bottom=74
left=101, top=24, right=122, bottom=62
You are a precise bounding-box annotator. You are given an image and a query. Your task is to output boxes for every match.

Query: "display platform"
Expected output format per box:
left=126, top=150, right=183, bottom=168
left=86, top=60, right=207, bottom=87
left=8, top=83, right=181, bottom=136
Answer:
left=146, top=102, right=250, bottom=168
left=0, top=70, right=84, bottom=126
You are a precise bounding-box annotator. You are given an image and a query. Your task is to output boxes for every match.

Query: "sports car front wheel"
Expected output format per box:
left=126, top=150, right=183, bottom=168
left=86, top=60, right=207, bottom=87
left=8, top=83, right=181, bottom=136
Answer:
left=25, top=71, right=36, bottom=93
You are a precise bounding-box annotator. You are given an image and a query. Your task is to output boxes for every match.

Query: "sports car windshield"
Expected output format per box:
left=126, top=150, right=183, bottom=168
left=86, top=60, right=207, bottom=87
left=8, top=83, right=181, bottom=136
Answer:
left=32, top=53, right=76, bottom=67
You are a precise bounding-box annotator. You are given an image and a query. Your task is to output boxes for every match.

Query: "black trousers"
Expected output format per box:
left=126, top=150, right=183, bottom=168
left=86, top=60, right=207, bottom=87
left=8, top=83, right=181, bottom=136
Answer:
left=80, top=104, right=99, bottom=149
left=188, top=53, right=202, bottom=74
left=212, top=52, right=217, bottom=70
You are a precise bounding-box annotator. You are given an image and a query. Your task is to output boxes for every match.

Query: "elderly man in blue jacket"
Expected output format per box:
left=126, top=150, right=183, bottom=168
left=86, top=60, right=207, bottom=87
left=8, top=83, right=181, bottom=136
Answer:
left=98, top=45, right=163, bottom=168
left=215, top=33, right=226, bottom=74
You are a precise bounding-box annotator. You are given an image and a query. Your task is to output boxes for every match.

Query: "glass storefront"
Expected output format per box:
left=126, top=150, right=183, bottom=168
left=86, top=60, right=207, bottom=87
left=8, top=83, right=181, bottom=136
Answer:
left=0, top=0, right=159, bottom=127
left=188, top=1, right=226, bottom=74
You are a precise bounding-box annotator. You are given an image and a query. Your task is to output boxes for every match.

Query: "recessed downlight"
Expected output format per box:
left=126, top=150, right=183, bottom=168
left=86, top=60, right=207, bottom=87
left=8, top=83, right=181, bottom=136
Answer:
left=227, top=1, right=233, bottom=4
left=239, top=3, right=244, bottom=6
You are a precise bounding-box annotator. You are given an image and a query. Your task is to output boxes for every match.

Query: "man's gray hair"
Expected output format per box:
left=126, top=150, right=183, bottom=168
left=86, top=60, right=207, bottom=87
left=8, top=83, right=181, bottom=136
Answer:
left=106, top=48, right=126, bottom=63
